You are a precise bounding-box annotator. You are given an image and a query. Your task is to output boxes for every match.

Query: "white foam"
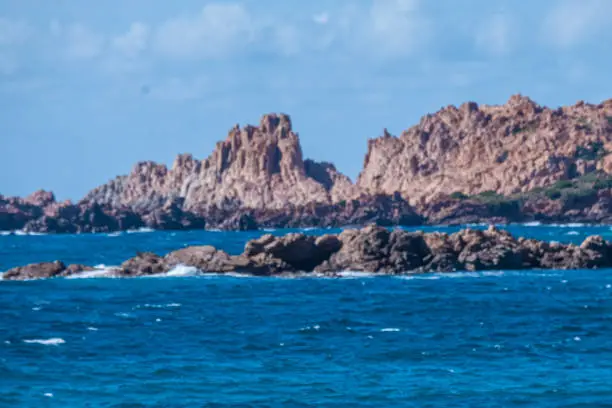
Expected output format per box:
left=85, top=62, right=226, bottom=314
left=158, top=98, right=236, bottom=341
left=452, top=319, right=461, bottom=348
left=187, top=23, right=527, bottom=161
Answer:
left=381, top=328, right=400, bottom=332
left=15, top=230, right=46, bottom=236
left=87, top=327, right=98, bottom=331
left=7, top=229, right=47, bottom=236
left=136, top=303, right=181, bottom=309
left=574, top=336, right=581, bottom=342
left=262, top=228, right=277, bottom=232
left=32, top=307, right=42, bottom=311
left=106, top=232, right=121, bottom=237
left=44, top=393, right=53, bottom=398
left=566, top=231, right=580, bottom=235
left=164, top=265, right=200, bottom=277
left=336, top=271, right=377, bottom=278
left=522, top=222, right=542, bottom=227
left=23, top=338, right=65, bottom=346
left=66, top=268, right=117, bottom=279
left=126, top=227, right=155, bottom=234
left=398, top=270, right=559, bottom=281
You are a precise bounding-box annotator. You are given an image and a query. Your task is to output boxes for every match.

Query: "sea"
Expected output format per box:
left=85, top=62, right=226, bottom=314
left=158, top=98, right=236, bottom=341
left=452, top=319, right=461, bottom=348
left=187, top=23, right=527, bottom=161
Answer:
left=2, top=224, right=612, bottom=407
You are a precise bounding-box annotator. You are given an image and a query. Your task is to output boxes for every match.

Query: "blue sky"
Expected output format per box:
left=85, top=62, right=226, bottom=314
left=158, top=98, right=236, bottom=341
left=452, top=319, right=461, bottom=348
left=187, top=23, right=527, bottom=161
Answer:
left=1, top=0, right=612, bottom=199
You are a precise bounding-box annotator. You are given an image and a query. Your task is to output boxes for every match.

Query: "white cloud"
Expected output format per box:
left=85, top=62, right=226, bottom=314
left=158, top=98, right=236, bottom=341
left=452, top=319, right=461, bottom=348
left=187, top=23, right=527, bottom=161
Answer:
left=64, top=23, right=105, bottom=59
left=154, top=3, right=255, bottom=59
left=313, top=12, right=329, bottom=25
left=112, top=22, right=149, bottom=57
left=541, top=0, right=610, bottom=48
left=362, top=0, right=429, bottom=57
left=0, top=18, right=31, bottom=46
left=475, top=13, right=513, bottom=56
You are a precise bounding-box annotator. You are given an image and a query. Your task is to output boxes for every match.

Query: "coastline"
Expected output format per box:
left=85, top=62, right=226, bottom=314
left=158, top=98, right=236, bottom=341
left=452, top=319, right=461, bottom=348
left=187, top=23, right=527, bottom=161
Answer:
left=4, top=224, right=612, bottom=281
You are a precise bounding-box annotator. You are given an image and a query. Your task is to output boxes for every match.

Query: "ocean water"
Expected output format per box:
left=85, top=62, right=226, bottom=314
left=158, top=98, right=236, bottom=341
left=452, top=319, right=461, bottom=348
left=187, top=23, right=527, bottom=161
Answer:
left=2, top=224, right=612, bottom=406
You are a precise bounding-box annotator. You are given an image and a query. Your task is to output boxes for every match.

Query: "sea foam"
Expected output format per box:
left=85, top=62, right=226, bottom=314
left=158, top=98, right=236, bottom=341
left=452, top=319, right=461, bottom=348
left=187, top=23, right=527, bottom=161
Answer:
left=23, top=338, right=65, bottom=346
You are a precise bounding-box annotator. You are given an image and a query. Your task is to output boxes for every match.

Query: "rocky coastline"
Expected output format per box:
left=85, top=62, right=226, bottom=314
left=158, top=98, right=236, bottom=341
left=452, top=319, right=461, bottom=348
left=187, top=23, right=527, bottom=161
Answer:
left=3, top=225, right=612, bottom=280
left=5, top=95, right=612, bottom=233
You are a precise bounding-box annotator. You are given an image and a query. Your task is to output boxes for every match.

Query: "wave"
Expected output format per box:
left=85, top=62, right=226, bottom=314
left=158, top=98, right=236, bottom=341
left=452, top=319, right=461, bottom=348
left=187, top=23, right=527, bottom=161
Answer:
left=23, top=338, right=65, bottom=346
left=397, top=270, right=563, bottom=280
left=126, top=227, right=155, bottom=234
left=521, top=221, right=542, bottom=227
left=106, top=232, right=122, bottom=237
left=0, top=230, right=47, bottom=236
left=381, top=328, right=401, bottom=332
left=66, top=267, right=118, bottom=279
left=135, top=303, right=181, bottom=309
left=164, top=265, right=200, bottom=277
left=336, top=271, right=377, bottom=278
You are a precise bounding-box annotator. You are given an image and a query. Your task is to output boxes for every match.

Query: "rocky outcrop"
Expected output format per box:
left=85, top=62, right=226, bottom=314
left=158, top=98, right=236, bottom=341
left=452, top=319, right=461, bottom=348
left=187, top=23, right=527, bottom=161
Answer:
left=83, top=114, right=355, bottom=212
left=6, top=96, right=612, bottom=233
left=358, top=95, right=612, bottom=204
left=4, top=225, right=612, bottom=280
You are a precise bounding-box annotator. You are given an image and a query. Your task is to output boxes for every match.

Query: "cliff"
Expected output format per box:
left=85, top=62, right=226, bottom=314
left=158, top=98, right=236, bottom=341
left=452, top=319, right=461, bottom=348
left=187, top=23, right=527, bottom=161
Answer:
left=5, top=95, right=612, bottom=233
left=358, top=95, right=612, bottom=204
left=83, top=113, right=359, bottom=212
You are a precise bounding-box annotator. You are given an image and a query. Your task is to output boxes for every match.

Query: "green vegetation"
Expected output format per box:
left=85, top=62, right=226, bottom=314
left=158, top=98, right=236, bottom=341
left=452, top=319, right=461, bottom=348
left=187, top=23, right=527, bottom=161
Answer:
left=450, top=191, right=468, bottom=200
left=574, top=141, right=606, bottom=161
left=451, top=171, right=612, bottom=209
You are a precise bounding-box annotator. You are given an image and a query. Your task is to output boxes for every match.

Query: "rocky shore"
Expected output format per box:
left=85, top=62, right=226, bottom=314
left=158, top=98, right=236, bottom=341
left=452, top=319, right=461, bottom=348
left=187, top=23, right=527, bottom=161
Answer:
left=4, top=225, right=612, bottom=280
left=5, top=95, right=612, bottom=233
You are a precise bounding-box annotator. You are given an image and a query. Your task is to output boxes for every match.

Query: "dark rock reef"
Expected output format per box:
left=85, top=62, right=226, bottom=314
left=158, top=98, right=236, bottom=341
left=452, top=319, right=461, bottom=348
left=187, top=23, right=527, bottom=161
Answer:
left=4, top=225, right=612, bottom=280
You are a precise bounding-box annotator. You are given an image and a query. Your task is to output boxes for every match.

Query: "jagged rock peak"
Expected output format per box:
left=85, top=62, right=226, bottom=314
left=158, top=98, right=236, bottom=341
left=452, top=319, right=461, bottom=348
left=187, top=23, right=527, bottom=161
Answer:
left=506, top=93, right=539, bottom=108
left=81, top=111, right=357, bottom=211
left=259, top=113, right=292, bottom=134
left=24, top=190, right=56, bottom=206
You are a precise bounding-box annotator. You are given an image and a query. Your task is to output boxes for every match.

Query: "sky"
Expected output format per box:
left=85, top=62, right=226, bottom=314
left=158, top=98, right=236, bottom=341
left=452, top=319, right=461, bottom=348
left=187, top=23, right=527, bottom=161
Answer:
left=1, top=0, right=612, bottom=200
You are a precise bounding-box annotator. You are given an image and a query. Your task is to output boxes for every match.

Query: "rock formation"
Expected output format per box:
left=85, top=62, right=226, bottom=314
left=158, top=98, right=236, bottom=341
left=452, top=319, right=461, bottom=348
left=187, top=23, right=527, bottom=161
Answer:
left=83, top=113, right=358, bottom=211
left=358, top=95, right=612, bottom=204
left=4, top=225, right=612, bottom=280
left=5, top=95, right=612, bottom=233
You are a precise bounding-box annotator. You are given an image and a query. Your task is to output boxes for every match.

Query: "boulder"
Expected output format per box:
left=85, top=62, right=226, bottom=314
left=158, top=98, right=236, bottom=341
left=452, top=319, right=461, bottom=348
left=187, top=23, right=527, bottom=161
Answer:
left=165, top=246, right=236, bottom=273
left=3, top=261, right=66, bottom=280
left=120, top=252, right=168, bottom=276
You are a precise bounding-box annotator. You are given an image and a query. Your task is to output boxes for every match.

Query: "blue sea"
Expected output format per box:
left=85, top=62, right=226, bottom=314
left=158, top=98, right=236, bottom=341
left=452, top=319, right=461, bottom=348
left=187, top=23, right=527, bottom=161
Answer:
left=2, top=224, right=612, bottom=407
